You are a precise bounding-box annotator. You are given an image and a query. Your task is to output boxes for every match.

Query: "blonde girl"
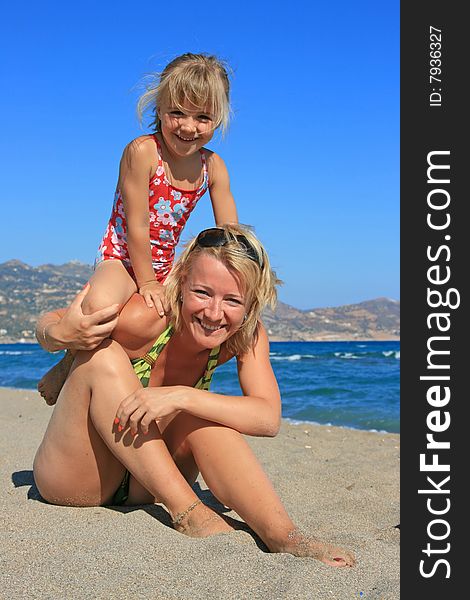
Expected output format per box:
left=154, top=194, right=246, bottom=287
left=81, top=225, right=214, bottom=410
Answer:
left=38, top=53, right=238, bottom=405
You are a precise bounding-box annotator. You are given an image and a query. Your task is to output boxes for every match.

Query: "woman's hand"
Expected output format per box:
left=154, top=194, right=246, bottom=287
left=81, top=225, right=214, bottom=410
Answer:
left=138, top=280, right=167, bottom=316
left=38, top=284, right=120, bottom=352
left=114, top=386, right=187, bottom=435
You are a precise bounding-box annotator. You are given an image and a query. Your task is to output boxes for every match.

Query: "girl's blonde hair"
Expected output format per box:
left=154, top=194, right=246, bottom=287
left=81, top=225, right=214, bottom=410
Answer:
left=165, top=224, right=281, bottom=356
left=137, top=53, right=232, bottom=135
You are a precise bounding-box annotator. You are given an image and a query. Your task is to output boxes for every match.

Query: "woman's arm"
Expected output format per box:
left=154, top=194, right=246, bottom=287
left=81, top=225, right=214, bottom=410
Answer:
left=207, top=152, right=238, bottom=225
left=182, top=324, right=280, bottom=436
left=36, top=284, right=120, bottom=352
left=115, top=324, right=281, bottom=437
left=119, top=139, right=166, bottom=315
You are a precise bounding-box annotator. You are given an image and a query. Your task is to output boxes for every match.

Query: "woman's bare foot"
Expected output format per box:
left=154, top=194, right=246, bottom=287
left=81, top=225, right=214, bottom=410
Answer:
left=271, top=528, right=356, bottom=567
left=172, top=501, right=234, bottom=538
left=37, top=351, right=74, bottom=406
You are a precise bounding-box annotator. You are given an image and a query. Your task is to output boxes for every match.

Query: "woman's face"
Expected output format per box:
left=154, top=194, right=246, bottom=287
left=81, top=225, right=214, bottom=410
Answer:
left=180, top=254, right=248, bottom=349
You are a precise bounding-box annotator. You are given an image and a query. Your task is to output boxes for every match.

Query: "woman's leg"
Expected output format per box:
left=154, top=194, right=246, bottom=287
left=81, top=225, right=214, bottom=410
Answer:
left=162, top=414, right=356, bottom=567
left=38, top=261, right=137, bottom=406
left=33, top=341, right=232, bottom=536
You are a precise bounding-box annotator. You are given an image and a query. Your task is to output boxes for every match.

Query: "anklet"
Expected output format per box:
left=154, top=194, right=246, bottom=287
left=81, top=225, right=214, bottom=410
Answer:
left=171, top=499, right=202, bottom=526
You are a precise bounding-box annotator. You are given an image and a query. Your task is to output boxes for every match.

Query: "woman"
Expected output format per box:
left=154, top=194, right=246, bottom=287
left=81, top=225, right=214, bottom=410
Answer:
left=34, top=225, right=355, bottom=567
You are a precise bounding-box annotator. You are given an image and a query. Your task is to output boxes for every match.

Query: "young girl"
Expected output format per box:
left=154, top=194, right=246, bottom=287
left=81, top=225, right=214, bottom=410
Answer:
left=38, top=53, right=238, bottom=405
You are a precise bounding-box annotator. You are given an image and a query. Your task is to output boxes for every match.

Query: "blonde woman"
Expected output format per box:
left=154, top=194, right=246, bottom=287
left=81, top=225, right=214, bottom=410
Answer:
left=34, top=225, right=355, bottom=567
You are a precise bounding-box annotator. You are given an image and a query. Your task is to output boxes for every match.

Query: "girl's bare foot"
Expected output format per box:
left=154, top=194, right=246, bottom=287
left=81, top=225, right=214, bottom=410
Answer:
left=172, top=500, right=234, bottom=538
left=37, top=351, right=74, bottom=405
left=271, top=528, right=356, bottom=567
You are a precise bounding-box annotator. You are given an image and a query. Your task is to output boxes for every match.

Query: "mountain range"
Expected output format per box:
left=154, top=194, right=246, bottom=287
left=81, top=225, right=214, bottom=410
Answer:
left=0, top=260, right=399, bottom=343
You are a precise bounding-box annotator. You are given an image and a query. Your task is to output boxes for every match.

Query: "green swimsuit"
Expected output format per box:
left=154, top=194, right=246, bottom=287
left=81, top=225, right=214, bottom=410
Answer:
left=130, top=325, right=220, bottom=391
left=111, top=325, right=220, bottom=505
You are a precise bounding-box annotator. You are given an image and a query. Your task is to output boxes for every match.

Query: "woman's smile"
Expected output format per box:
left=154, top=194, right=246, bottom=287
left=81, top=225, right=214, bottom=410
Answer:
left=194, top=317, right=225, bottom=333
left=181, top=254, right=247, bottom=348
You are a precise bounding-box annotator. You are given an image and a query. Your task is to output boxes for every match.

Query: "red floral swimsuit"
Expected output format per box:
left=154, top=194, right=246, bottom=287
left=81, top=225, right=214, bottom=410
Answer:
left=96, top=135, right=209, bottom=282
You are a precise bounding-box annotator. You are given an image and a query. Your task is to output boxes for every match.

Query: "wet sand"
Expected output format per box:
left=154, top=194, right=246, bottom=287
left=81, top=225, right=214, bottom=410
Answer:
left=1, top=388, right=399, bottom=599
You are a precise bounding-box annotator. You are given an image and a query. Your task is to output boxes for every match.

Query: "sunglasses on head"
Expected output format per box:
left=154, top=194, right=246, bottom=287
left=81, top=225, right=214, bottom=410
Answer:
left=195, top=228, right=263, bottom=268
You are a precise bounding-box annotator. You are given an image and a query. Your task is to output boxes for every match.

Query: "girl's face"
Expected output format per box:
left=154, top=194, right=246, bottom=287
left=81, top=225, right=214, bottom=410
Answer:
left=158, top=98, right=215, bottom=158
left=180, top=254, right=247, bottom=350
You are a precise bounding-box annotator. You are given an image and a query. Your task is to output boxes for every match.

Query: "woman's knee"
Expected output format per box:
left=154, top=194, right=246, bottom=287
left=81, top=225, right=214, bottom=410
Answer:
left=173, top=413, right=242, bottom=448
left=93, top=338, right=125, bottom=361
left=75, top=339, right=128, bottom=378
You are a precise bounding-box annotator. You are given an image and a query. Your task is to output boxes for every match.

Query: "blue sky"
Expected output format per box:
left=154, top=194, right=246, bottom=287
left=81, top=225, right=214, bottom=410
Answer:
left=1, top=0, right=399, bottom=309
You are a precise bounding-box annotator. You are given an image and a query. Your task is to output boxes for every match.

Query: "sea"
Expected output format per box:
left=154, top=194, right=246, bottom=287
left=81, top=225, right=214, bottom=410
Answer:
left=0, top=340, right=400, bottom=433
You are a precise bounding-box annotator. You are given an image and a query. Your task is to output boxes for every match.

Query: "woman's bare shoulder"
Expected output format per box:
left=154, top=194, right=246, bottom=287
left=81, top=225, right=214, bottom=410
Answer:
left=218, top=322, right=269, bottom=366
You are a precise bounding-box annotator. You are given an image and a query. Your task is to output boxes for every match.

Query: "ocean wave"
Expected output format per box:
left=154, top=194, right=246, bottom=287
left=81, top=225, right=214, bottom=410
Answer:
left=283, top=417, right=395, bottom=434
left=333, top=350, right=400, bottom=360
left=334, top=352, right=360, bottom=359
left=270, top=350, right=400, bottom=361
left=0, top=350, right=35, bottom=356
left=381, top=350, right=400, bottom=359
left=270, top=354, right=303, bottom=361
left=269, top=354, right=319, bottom=360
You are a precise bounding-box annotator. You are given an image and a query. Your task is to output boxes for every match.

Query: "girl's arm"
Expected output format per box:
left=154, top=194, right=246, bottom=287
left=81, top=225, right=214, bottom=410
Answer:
left=36, top=284, right=119, bottom=352
left=207, top=152, right=238, bottom=225
left=119, top=139, right=166, bottom=316
left=115, top=324, right=281, bottom=437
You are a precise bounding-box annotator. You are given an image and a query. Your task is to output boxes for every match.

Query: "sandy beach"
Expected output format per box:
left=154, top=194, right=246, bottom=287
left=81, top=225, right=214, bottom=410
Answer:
left=1, top=388, right=399, bottom=599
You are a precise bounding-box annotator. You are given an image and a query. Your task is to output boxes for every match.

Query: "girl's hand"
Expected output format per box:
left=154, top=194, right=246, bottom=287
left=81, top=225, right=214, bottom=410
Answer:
left=114, top=386, right=187, bottom=435
left=138, top=280, right=167, bottom=316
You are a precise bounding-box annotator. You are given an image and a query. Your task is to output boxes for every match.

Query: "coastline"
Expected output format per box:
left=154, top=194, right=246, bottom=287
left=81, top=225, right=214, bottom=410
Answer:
left=2, top=387, right=400, bottom=599
left=1, top=337, right=400, bottom=344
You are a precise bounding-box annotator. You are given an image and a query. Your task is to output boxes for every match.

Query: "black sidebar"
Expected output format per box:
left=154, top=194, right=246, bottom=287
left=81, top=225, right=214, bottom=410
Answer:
left=401, top=2, right=466, bottom=597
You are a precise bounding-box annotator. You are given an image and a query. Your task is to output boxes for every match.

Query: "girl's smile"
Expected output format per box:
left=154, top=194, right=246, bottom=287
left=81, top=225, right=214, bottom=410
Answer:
left=159, top=99, right=215, bottom=158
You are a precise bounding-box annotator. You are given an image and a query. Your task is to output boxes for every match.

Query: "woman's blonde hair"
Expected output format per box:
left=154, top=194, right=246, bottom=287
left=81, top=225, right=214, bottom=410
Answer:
left=137, top=53, right=232, bottom=135
left=165, top=224, right=281, bottom=356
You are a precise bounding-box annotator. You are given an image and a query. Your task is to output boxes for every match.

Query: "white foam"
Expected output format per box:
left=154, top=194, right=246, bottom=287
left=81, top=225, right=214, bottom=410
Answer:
left=334, top=352, right=359, bottom=359
left=283, top=418, right=396, bottom=434
left=270, top=354, right=316, bottom=361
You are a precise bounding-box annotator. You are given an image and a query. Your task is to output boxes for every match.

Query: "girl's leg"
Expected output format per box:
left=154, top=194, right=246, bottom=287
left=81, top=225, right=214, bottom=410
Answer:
left=82, top=260, right=138, bottom=314
left=34, top=341, right=232, bottom=536
left=38, top=261, right=137, bottom=405
left=162, top=414, right=356, bottom=567
left=37, top=350, right=75, bottom=405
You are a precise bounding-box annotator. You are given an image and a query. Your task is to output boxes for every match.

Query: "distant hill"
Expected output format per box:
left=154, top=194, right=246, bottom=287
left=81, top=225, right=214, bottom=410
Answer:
left=0, top=260, right=399, bottom=342
left=263, top=297, right=399, bottom=341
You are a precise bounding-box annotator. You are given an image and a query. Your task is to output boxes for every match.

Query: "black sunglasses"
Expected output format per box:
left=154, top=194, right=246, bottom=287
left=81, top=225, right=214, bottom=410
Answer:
left=195, top=228, right=263, bottom=268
